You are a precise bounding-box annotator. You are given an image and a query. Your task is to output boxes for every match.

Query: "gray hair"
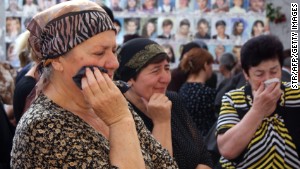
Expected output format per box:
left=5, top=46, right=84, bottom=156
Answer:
left=36, top=66, right=53, bottom=94
left=220, top=52, right=236, bottom=71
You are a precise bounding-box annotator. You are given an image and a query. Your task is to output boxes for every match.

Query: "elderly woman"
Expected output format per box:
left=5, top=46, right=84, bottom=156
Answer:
left=114, top=38, right=213, bottom=169
left=11, top=1, right=178, bottom=168
left=217, top=35, right=300, bottom=168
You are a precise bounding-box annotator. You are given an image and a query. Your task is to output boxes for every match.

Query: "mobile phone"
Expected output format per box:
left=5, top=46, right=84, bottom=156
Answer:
left=72, top=66, right=108, bottom=89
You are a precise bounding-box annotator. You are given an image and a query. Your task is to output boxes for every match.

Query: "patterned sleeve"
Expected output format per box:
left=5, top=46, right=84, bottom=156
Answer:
left=217, top=92, right=241, bottom=135
left=129, top=104, right=179, bottom=169
left=11, top=108, right=118, bottom=169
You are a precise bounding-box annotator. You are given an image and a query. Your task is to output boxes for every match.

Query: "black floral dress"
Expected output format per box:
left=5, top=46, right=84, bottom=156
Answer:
left=131, top=91, right=213, bottom=169
left=11, top=94, right=178, bottom=169
left=179, top=82, right=216, bottom=137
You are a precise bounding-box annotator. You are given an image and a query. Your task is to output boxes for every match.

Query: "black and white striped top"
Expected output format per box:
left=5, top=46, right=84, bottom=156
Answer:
left=217, top=82, right=300, bottom=168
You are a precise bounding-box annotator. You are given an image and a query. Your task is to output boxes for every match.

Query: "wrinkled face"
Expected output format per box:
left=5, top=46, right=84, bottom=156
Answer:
left=216, top=25, right=226, bottom=36
left=128, top=59, right=171, bottom=101
left=244, top=59, right=281, bottom=91
left=58, top=30, right=118, bottom=91
left=163, top=24, right=173, bottom=34
left=147, top=22, right=155, bottom=34
left=236, top=22, right=244, bottom=34
left=126, top=21, right=137, bottom=34
left=179, top=25, right=190, bottom=36
left=250, top=0, right=264, bottom=11
left=198, top=23, right=208, bottom=35
left=197, top=0, right=207, bottom=9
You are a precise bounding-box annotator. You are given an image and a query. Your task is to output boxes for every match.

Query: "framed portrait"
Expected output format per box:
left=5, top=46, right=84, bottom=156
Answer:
left=5, top=16, right=21, bottom=43
left=157, top=0, right=175, bottom=13
left=194, top=17, right=212, bottom=40
left=194, top=0, right=211, bottom=13
left=114, top=17, right=125, bottom=45
left=208, top=43, right=233, bottom=65
left=211, top=16, right=231, bottom=42
left=211, top=0, right=229, bottom=13
left=229, top=0, right=248, bottom=14
left=156, top=16, right=176, bottom=39
left=140, top=17, right=158, bottom=39
left=175, top=0, right=194, bottom=13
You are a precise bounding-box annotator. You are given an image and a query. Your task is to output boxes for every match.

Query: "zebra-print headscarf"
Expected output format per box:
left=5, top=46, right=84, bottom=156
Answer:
left=27, top=0, right=116, bottom=65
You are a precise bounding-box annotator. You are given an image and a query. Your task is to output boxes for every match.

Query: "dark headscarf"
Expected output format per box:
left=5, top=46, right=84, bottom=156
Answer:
left=26, top=1, right=116, bottom=66
left=179, top=40, right=208, bottom=61
left=114, top=38, right=166, bottom=82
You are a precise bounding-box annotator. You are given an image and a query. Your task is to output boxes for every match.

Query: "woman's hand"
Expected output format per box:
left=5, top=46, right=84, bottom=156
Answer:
left=251, top=81, right=282, bottom=118
left=141, top=93, right=172, bottom=125
left=81, top=67, right=131, bottom=126
left=142, top=93, right=173, bottom=156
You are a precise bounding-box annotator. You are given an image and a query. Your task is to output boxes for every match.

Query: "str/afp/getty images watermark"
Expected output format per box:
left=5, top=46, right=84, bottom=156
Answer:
left=291, top=2, right=298, bottom=89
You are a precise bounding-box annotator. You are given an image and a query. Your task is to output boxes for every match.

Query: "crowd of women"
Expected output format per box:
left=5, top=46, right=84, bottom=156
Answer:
left=0, top=1, right=299, bottom=169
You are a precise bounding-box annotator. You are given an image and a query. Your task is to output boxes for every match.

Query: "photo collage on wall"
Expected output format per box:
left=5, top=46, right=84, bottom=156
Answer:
left=2, top=0, right=268, bottom=69
left=110, top=0, right=268, bottom=69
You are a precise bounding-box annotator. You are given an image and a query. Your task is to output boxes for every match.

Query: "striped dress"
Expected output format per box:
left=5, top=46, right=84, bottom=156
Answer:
left=217, top=82, right=300, bottom=168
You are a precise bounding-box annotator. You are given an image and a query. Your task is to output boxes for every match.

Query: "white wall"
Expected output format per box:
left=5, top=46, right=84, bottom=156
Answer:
left=267, top=0, right=300, bottom=50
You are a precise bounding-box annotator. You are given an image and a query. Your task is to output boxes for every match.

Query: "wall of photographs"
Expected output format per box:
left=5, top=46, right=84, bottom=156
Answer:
left=1, top=0, right=268, bottom=69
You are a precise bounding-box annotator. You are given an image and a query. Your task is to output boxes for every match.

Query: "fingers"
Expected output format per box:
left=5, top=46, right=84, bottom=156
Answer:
left=257, top=82, right=265, bottom=93
left=92, top=67, right=109, bottom=91
left=262, top=82, right=282, bottom=102
left=81, top=77, right=94, bottom=102
left=150, top=93, right=169, bottom=103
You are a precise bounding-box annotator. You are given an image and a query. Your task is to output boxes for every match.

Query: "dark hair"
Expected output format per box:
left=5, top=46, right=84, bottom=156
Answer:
left=179, top=19, right=190, bottom=27
left=283, top=49, right=291, bottom=67
left=100, top=4, right=114, bottom=21
left=132, top=53, right=169, bottom=80
left=197, top=18, right=209, bottom=28
left=123, top=34, right=141, bottom=43
left=113, top=19, right=121, bottom=27
left=215, top=20, right=226, bottom=28
left=179, top=41, right=208, bottom=60
left=141, top=19, right=156, bottom=38
left=232, top=20, right=244, bottom=36
left=241, top=35, right=284, bottom=75
left=251, top=20, right=264, bottom=37
left=219, top=52, right=236, bottom=70
left=126, top=18, right=139, bottom=26
left=162, top=44, right=175, bottom=63
left=162, top=19, right=173, bottom=27
left=126, top=0, right=139, bottom=10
